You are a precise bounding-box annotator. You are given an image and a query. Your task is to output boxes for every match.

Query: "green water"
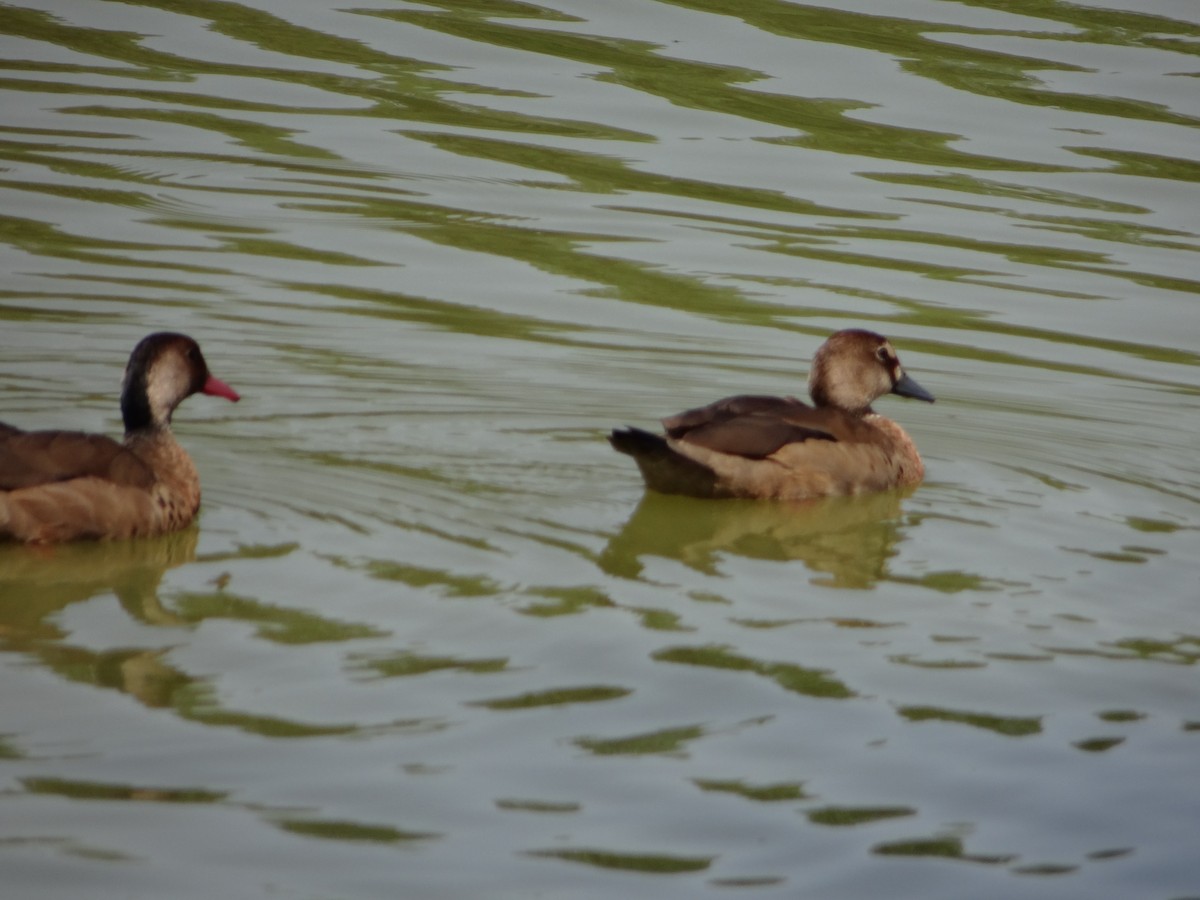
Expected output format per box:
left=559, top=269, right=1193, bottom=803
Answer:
left=1, top=1, right=1198, bottom=897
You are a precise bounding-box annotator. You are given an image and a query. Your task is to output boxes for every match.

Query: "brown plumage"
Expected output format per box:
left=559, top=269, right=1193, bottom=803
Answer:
left=609, top=329, right=934, bottom=500
left=1, top=333, right=240, bottom=543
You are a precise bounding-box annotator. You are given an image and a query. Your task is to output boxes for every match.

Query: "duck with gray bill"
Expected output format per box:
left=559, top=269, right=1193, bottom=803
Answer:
left=609, top=329, right=934, bottom=500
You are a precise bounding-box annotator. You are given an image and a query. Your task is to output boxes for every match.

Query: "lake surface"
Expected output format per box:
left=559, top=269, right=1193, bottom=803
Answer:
left=1, top=1, right=1198, bottom=897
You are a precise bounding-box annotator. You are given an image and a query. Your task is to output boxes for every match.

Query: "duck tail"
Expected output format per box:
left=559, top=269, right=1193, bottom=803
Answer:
left=608, top=428, right=720, bottom=497
left=608, top=427, right=668, bottom=458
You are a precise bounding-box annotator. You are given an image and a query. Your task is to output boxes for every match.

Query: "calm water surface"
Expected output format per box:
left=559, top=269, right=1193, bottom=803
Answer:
left=1, top=1, right=1198, bottom=897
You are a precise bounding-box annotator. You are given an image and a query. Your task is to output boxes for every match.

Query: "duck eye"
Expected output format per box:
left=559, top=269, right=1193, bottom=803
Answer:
left=875, top=346, right=890, bottom=363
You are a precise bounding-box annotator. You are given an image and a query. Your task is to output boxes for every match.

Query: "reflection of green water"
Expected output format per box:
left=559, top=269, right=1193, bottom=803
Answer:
left=694, top=777, right=809, bottom=802
left=22, top=776, right=226, bottom=804
left=375, top=0, right=1200, bottom=163
left=277, top=818, right=438, bottom=844
left=4, top=0, right=1197, bottom=383
left=575, top=723, right=705, bottom=756
left=528, top=846, right=713, bottom=873
left=655, top=643, right=855, bottom=698
left=808, top=805, right=915, bottom=826
left=874, top=834, right=1013, bottom=865
left=473, top=684, right=630, bottom=709
left=899, top=704, right=1042, bottom=737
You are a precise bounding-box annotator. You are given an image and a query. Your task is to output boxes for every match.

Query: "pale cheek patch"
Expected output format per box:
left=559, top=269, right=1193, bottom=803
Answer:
left=145, top=359, right=189, bottom=424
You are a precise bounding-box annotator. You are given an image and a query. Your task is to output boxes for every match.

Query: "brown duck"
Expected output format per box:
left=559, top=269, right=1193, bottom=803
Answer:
left=1, top=333, right=239, bottom=543
left=610, top=329, right=934, bottom=500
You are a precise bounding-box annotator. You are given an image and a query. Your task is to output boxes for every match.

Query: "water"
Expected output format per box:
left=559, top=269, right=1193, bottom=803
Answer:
left=1, top=1, right=1198, bottom=897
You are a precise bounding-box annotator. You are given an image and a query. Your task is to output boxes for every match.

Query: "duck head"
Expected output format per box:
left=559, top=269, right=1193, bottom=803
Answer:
left=120, top=332, right=239, bottom=433
left=807, top=329, right=934, bottom=415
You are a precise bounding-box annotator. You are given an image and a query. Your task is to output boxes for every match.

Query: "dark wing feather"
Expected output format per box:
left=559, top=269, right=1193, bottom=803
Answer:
left=661, top=395, right=843, bottom=460
left=677, top=414, right=835, bottom=459
left=0, top=428, right=155, bottom=491
left=663, top=395, right=809, bottom=437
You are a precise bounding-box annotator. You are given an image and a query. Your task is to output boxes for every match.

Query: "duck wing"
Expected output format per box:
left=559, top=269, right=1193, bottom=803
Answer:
left=0, top=427, right=155, bottom=491
left=663, top=395, right=809, bottom=435
left=662, top=395, right=839, bottom=459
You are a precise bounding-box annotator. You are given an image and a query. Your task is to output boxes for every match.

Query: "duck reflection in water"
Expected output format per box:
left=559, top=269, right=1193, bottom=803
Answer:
left=601, top=490, right=911, bottom=588
left=0, top=530, right=199, bottom=707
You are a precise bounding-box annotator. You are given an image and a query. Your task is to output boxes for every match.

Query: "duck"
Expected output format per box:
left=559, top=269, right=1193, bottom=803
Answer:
left=1, top=333, right=239, bottom=543
left=609, top=328, right=934, bottom=500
